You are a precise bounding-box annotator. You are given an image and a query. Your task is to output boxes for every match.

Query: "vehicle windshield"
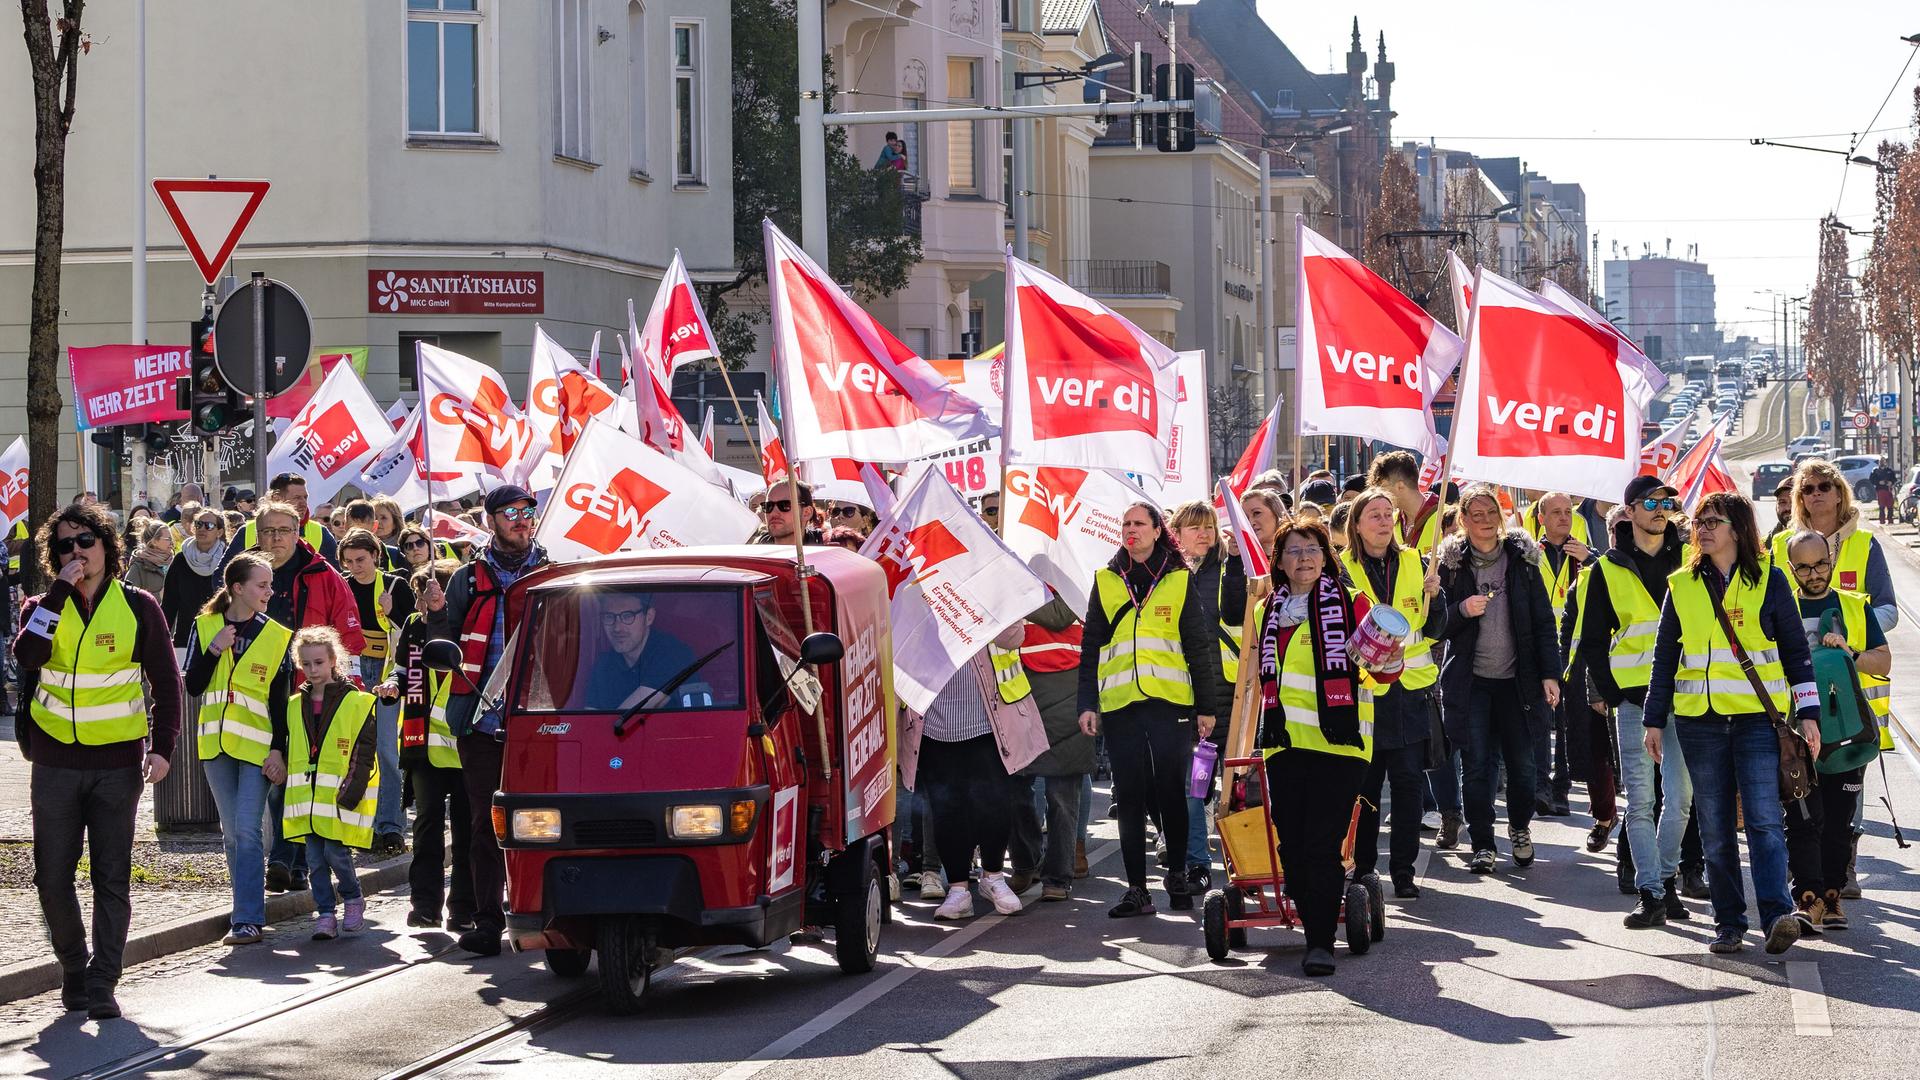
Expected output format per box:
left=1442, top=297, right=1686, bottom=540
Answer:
left=514, top=585, right=744, bottom=713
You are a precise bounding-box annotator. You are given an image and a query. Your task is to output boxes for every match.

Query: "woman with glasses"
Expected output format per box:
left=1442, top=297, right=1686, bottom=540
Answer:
left=397, top=524, right=445, bottom=570
left=122, top=521, right=174, bottom=603
left=162, top=509, right=231, bottom=651
left=1643, top=491, right=1821, bottom=956
left=1076, top=502, right=1225, bottom=918
left=1257, top=517, right=1387, bottom=975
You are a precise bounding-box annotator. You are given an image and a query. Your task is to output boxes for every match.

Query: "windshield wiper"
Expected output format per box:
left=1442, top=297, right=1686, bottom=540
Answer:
left=613, top=642, right=734, bottom=737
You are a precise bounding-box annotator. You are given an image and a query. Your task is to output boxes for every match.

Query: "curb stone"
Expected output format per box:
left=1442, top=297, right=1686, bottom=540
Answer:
left=0, top=856, right=411, bottom=1006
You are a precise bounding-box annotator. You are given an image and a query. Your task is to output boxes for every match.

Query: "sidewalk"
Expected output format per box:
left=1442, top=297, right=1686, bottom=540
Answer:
left=0, top=713, right=412, bottom=1002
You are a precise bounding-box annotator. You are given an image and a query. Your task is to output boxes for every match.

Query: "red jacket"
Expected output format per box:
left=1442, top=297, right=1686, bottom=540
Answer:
left=273, top=543, right=367, bottom=667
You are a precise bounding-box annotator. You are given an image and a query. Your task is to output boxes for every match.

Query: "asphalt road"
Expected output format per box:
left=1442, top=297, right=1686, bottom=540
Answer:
left=4, top=411, right=1917, bottom=1079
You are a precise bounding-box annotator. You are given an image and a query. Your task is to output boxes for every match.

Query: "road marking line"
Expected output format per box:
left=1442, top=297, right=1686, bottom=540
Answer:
left=1785, top=961, right=1833, bottom=1037
left=1701, top=958, right=1720, bottom=1080
left=713, top=840, right=1122, bottom=1080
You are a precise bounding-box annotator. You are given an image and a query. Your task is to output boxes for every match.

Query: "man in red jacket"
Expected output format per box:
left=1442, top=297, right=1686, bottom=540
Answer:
left=255, top=500, right=366, bottom=892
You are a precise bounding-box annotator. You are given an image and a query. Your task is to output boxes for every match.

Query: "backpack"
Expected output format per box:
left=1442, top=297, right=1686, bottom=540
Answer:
left=1811, top=610, right=1881, bottom=775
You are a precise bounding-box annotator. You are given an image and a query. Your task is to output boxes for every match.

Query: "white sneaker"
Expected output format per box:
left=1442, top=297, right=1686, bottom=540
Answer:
left=918, top=870, right=946, bottom=894
left=934, top=884, right=975, bottom=920
left=1421, top=811, right=1443, bottom=831
left=979, top=872, right=1024, bottom=915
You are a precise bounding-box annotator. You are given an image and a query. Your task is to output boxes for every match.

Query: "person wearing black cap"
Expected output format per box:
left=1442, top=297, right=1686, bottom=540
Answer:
left=423, top=484, right=549, bottom=955
left=1572, top=473, right=1695, bottom=928
left=1296, top=478, right=1339, bottom=511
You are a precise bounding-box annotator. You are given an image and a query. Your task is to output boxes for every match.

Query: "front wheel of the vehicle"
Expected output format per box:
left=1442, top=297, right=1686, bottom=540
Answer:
left=834, top=854, right=883, bottom=974
left=595, top=917, right=653, bottom=1015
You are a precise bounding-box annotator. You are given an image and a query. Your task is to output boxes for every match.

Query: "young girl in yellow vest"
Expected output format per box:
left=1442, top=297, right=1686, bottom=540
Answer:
left=184, top=551, right=293, bottom=946
left=284, top=626, right=380, bottom=940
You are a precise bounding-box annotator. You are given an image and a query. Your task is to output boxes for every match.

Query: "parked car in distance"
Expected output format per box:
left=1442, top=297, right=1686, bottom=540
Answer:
left=1832, top=454, right=1884, bottom=500
left=1789, top=444, right=1840, bottom=464
left=1786, top=435, right=1825, bottom=456
left=1751, top=461, right=1794, bottom=499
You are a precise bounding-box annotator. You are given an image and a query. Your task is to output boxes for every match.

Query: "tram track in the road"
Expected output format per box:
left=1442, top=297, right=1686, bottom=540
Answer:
left=378, top=987, right=600, bottom=1080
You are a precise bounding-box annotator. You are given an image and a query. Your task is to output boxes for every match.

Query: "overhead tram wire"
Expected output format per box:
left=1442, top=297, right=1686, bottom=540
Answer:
left=1835, top=43, right=1920, bottom=212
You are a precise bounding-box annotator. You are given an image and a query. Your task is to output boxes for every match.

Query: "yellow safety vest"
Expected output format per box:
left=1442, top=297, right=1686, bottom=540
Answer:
left=1537, top=544, right=1578, bottom=627
left=29, top=582, right=148, bottom=746
left=1094, top=568, right=1195, bottom=712
left=283, top=689, right=380, bottom=848
left=1770, top=527, right=1873, bottom=596
left=1264, top=596, right=1374, bottom=762
left=1668, top=567, right=1790, bottom=718
left=355, top=572, right=394, bottom=661
left=423, top=667, right=460, bottom=769
left=194, top=612, right=293, bottom=765
left=1393, top=509, right=1443, bottom=553
left=1338, top=547, right=1436, bottom=690
left=1806, top=588, right=1891, bottom=725
left=1217, top=568, right=1243, bottom=685
left=242, top=517, right=325, bottom=552
left=987, top=645, right=1032, bottom=704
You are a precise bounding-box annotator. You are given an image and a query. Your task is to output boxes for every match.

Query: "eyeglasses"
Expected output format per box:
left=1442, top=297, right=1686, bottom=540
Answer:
left=1790, top=559, right=1832, bottom=575
left=51, top=533, right=100, bottom=556
left=258, top=526, right=296, bottom=539
left=1693, top=516, right=1729, bottom=531
left=1280, top=546, right=1322, bottom=560
left=1804, top=481, right=1836, bottom=495
left=403, top=537, right=430, bottom=550
left=830, top=505, right=863, bottom=519
left=1639, top=497, right=1678, bottom=512
left=765, top=499, right=810, bottom=513
left=494, top=506, right=537, bottom=522
left=194, top=520, right=223, bottom=531
left=600, top=609, right=649, bottom=628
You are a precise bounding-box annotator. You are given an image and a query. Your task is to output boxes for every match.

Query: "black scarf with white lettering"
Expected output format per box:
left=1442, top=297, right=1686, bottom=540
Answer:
left=1257, top=570, right=1361, bottom=749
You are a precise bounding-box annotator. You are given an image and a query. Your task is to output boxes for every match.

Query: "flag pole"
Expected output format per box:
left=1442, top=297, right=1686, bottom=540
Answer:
left=415, top=340, right=433, bottom=534
left=1216, top=577, right=1269, bottom=820
left=711, top=360, right=764, bottom=468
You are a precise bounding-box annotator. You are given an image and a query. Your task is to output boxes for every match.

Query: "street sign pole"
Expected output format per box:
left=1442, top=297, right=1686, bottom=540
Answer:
left=252, top=272, right=268, bottom=494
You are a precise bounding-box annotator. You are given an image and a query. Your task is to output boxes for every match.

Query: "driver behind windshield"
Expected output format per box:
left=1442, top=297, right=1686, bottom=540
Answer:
left=585, top=592, right=698, bottom=710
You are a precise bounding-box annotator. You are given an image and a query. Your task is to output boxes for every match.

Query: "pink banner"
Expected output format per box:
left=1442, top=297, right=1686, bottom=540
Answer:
left=68, top=345, right=190, bottom=430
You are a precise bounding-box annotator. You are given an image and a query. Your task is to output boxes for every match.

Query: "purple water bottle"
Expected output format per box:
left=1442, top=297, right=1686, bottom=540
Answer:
left=1188, top=739, right=1219, bottom=800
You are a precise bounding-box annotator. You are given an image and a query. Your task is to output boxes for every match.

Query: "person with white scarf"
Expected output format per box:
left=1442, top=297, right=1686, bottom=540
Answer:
left=162, top=507, right=231, bottom=651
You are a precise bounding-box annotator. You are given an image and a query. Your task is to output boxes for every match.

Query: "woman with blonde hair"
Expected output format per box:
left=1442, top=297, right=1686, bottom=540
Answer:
left=1167, top=499, right=1244, bottom=893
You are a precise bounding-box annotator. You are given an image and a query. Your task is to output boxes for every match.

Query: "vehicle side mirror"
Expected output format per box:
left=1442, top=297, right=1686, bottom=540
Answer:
left=800, top=632, right=844, bottom=666
left=422, top=639, right=463, bottom=672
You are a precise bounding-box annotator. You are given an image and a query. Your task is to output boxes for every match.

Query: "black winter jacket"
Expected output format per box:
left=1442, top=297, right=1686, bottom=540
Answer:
left=1435, top=529, right=1561, bottom=741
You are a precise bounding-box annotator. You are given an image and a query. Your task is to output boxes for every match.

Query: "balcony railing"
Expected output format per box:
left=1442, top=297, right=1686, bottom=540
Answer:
left=1066, top=259, right=1172, bottom=297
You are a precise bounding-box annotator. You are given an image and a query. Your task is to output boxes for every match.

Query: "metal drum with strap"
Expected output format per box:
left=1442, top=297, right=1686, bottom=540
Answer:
left=29, top=582, right=148, bottom=746
left=1339, top=547, right=1436, bottom=690
left=1094, top=568, right=1195, bottom=712
left=1667, top=568, right=1789, bottom=717
left=283, top=690, right=381, bottom=848
left=193, top=612, right=293, bottom=765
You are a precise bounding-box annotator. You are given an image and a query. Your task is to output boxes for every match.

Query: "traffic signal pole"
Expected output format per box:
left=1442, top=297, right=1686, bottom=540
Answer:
left=251, top=272, right=269, bottom=494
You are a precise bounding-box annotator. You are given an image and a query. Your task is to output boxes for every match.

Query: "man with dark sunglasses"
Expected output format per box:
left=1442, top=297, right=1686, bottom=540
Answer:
left=1572, top=474, right=1698, bottom=929
left=12, top=501, right=185, bottom=1020
left=751, top=480, right=822, bottom=546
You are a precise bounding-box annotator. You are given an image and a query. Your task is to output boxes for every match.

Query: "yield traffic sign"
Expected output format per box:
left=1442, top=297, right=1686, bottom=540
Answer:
left=152, top=178, right=270, bottom=284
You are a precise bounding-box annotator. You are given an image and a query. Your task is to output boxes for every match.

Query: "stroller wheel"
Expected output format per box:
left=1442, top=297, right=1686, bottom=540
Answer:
left=1202, top=889, right=1231, bottom=961
left=1343, top=883, right=1373, bottom=955
left=1223, top=885, right=1248, bottom=949
left=1363, top=875, right=1386, bottom=943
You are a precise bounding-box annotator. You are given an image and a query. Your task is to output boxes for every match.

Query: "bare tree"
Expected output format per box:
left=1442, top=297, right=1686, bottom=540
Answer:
left=1864, top=132, right=1917, bottom=408
left=20, top=1, right=88, bottom=592
left=1805, top=214, right=1863, bottom=423
left=1362, top=152, right=1426, bottom=296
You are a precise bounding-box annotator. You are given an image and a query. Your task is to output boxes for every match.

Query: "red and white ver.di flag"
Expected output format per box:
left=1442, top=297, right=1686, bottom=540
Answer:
left=264, top=360, right=393, bottom=504
left=1002, top=254, right=1181, bottom=482
left=0, top=436, right=29, bottom=537
left=1640, top=412, right=1694, bottom=478
left=756, top=392, right=790, bottom=488
left=418, top=342, right=548, bottom=485
left=1295, top=218, right=1460, bottom=457
left=1000, top=464, right=1148, bottom=619
left=533, top=419, right=760, bottom=561
left=764, top=220, right=993, bottom=461
left=697, top=405, right=715, bottom=458
left=859, top=468, right=1048, bottom=712
left=1215, top=397, right=1282, bottom=508
left=1446, top=250, right=1476, bottom=338
left=1667, top=415, right=1735, bottom=513
left=1217, top=477, right=1271, bottom=580
left=633, top=249, right=719, bottom=379
left=1450, top=267, right=1664, bottom=503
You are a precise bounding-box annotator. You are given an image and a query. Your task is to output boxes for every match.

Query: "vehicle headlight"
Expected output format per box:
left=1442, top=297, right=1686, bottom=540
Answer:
left=511, top=808, right=563, bottom=842
left=670, top=804, right=725, bottom=839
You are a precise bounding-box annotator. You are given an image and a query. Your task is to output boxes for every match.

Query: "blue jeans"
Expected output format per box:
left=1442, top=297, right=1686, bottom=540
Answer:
left=267, top=782, right=302, bottom=871
left=304, top=835, right=362, bottom=916
left=362, top=656, right=404, bottom=838
left=1673, top=714, right=1793, bottom=933
left=1460, top=677, right=1535, bottom=852
left=1078, top=772, right=1092, bottom=847
left=1617, top=702, right=1692, bottom=897
left=202, top=753, right=271, bottom=927
left=1427, top=747, right=1462, bottom=815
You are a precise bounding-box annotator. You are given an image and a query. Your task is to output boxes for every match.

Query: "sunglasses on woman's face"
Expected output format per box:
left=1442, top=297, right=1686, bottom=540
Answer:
left=51, top=533, right=100, bottom=557
left=830, top=505, right=863, bottom=519
left=1804, top=481, right=1836, bottom=495
left=404, top=537, right=430, bottom=550
left=194, top=520, right=222, bottom=531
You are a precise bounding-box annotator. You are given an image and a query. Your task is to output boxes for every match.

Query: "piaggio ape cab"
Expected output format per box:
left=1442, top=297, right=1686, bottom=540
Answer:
left=432, top=546, right=898, bottom=1013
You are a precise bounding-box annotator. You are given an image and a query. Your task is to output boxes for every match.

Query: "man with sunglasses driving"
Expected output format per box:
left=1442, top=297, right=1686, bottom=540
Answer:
left=12, top=501, right=185, bottom=1020
left=1572, top=475, right=1697, bottom=929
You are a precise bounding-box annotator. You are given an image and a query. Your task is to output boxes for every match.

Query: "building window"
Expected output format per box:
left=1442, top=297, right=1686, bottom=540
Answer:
left=947, top=59, right=980, bottom=195
left=553, top=0, right=593, bottom=161
left=406, top=0, right=485, bottom=137
left=672, top=22, right=704, bottom=184
left=627, top=2, right=647, bottom=176
left=900, top=95, right=923, bottom=188
left=398, top=333, right=440, bottom=392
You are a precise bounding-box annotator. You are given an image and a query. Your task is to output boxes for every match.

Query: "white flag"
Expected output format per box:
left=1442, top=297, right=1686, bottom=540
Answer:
left=418, top=342, right=547, bottom=484
left=1001, top=463, right=1148, bottom=620
left=533, top=419, right=760, bottom=561
left=527, top=325, right=620, bottom=482
left=0, top=437, right=28, bottom=537
left=634, top=249, right=721, bottom=377
left=359, top=406, right=481, bottom=513
left=1137, top=349, right=1212, bottom=507
left=1002, top=254, right=1181, bottom=481
left=263, top=361, right=393, bottom=505
left=859, top=469, right=1048, bottom=712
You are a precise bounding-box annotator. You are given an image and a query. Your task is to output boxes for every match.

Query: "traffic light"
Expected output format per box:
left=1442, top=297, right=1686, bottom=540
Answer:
left=1152, top=63, right=1195, bottom=153
left=89, top=426, right=125, bottom=456
left=187, top=316, right=242, bottom=437
left=139, top=423, right=171, bottom=454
